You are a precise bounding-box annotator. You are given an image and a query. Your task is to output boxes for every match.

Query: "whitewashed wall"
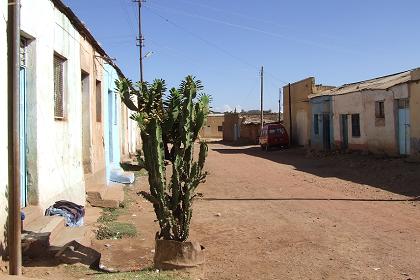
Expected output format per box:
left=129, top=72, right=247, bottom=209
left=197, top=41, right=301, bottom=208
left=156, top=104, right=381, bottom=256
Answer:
left=20, top=0, right=85, bottom=210
left=332, top=84, right=407, bottom=155
left=363, top=85, right=405, bottom=154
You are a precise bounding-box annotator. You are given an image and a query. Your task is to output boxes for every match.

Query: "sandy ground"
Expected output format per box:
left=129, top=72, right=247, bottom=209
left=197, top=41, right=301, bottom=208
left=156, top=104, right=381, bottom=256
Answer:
left=19, top=143, right=420, bottom=279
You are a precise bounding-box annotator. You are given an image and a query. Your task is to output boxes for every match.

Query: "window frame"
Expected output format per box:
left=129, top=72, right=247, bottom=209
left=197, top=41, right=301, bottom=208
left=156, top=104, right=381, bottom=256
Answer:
left=96, top=80, right=102, bottom=122
left=375, top=101, right=385, bottom=119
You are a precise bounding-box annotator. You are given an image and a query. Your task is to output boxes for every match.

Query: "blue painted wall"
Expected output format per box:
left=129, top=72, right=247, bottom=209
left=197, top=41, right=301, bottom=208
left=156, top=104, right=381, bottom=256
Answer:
left=103, top=63, right=121, bottom=182
left=310, top=96, right=334, bottom=150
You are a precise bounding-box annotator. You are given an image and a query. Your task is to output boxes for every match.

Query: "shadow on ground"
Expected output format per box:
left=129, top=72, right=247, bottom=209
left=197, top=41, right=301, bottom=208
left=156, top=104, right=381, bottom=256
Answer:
left=211, top=144, right=420, bottom=197
left=23, top=241, right=100, bottom=269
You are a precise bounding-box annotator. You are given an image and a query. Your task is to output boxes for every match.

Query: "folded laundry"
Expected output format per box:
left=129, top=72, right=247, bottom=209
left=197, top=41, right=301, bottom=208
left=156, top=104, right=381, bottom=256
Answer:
left=45, top=200, right=85, bottom=227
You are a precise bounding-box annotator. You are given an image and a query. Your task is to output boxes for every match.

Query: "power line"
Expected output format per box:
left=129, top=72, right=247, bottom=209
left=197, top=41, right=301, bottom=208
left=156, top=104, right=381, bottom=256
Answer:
left=117, top=0, right=137, bottom=37
left=143, top=5, right=260, bottom=72
left=145, top=3, right=362, bottom=56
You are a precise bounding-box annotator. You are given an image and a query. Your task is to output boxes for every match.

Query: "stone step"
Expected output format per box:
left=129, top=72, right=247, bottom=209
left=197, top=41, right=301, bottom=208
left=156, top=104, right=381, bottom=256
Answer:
left=50, top=226, right=94, bottom=249
left=87, top=183, right=124, bottom=209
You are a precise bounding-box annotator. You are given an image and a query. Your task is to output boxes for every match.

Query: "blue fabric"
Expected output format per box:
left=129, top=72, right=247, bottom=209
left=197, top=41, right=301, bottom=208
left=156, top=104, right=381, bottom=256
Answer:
left=45, top=207, right=84, bottom=227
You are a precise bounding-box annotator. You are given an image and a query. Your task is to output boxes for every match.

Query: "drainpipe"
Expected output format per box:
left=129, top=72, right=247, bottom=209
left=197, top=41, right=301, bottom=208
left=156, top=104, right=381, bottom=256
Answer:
left=7, top=0, right=22, bottom=275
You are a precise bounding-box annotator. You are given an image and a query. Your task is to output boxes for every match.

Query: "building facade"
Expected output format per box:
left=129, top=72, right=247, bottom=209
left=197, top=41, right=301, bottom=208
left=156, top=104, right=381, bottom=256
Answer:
left=283, top=77, right=334, bottom=146
left=309, top=95, right=334, bottom=151
left=200, top=114, right=224, bottom=139
left=309, top=69, right=420, bottom=156
left=1, top=0, right=137, bottom=261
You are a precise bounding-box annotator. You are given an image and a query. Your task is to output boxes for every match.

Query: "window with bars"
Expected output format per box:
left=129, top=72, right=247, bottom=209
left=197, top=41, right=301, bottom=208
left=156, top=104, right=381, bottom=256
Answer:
left=96, top=81, right=102, bottom=122
left=375, top=101, right=385, bottom=119
left=398, top=99, right=409, bottom=109
left=351, top=114, right=360, bottom=137
left=54, top=54, right=66, bottom=119
left=20, top=38, right=27, bottom=67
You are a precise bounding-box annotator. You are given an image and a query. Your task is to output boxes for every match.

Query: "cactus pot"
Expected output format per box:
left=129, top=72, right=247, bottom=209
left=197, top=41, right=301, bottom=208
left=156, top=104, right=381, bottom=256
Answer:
left=153, top=239, right=205, bottom=270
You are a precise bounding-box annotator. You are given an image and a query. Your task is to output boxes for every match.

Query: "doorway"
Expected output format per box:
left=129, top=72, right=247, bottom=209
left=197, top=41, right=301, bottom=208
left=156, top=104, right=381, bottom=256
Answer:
left=81, top=71, right=92, bottom=173
left=341, top=114, right=348, bottom=150
left=398, top=99, right=410, bottom=155
left=323, top=114, right=331, bottom=150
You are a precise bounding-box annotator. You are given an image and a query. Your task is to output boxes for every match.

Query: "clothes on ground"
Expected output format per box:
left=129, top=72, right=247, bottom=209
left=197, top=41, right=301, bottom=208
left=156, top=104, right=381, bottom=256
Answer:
left=45, top=200, right=85, bottom=227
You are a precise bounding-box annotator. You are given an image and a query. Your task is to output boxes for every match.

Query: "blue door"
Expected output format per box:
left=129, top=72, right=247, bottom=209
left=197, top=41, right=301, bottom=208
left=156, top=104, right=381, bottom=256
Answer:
left=19, top=66, right=27, bottom=207
left=108, top=90, right=114, bottom=163
left=398, top=99, right=410, bottom=155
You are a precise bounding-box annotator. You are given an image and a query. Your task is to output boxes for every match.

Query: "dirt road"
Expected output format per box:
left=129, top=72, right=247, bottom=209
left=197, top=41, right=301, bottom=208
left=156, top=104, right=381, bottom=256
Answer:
left=188, top=144, right=420, bottom=279
left=20, top=143, right=420, bottom=279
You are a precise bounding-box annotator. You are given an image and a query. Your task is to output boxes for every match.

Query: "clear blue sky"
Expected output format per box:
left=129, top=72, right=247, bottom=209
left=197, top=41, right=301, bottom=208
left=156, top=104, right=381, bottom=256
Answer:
left=64, top=0, right=420, bottom=112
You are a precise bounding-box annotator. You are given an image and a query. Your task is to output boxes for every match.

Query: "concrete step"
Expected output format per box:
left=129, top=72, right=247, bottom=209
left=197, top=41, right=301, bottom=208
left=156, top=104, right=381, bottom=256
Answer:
left=86, top=183, right=124, bottom=209
left=110, top=168, right=135, bottom=184
left=24, top=216, right=66, bottom=242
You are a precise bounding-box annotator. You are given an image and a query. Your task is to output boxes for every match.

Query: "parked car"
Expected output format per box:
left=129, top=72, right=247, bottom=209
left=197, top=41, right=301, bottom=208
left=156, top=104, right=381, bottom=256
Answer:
left=259, top=123, right=289, bottom=150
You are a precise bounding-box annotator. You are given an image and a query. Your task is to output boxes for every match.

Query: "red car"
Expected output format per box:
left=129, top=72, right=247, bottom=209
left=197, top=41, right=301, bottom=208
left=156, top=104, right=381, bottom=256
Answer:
left=259, top=124, right=289, bottom=150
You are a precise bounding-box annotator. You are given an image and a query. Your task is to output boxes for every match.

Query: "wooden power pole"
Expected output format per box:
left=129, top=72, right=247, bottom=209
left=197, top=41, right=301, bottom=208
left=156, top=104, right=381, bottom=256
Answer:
left=7, top=0, right=22, bottom=275
left=134, top=0, right=144, bottom=84
left=260, top=66, right=264, bottom=130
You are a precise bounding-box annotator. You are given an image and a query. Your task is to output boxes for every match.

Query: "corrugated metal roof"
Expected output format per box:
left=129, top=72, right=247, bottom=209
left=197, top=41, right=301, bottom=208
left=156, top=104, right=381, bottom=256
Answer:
left=309, top=68, right=419, bottom=99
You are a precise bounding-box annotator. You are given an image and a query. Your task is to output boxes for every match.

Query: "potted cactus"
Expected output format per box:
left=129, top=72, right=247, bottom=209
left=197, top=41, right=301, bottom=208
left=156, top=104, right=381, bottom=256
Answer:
left=116, top=76, right=210, bottom=270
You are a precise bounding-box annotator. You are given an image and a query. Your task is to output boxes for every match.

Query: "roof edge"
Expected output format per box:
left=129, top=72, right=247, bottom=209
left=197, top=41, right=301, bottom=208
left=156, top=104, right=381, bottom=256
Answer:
left=51, top=0, right=126, bottom=79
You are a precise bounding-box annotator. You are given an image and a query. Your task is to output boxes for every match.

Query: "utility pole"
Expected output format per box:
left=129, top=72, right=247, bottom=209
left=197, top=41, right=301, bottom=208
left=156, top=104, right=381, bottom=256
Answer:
left=134, top=0, right=144, bottom=84
left=7, top=0, right=22, bottom=275
left=278, top=88, right=282, bottom=123
left=260, top=66, right=264, bottom=130
left=288, top=83, right=292, bottom=144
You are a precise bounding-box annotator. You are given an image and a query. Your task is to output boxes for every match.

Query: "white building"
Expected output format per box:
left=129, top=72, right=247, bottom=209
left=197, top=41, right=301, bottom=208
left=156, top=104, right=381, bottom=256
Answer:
left=1, top=0, right=139, bottom=261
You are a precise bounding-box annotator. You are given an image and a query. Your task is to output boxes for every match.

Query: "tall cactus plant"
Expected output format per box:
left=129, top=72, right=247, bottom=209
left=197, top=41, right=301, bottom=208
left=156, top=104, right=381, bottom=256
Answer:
left=116, top=76, right=210, bottom=241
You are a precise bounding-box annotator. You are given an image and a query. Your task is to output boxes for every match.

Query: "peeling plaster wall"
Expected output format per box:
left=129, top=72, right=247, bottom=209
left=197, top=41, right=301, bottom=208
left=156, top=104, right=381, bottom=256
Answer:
left=80, top=38, right=106, bottom=183
left=0, top=0, right=8, bottom=259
